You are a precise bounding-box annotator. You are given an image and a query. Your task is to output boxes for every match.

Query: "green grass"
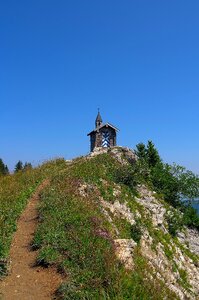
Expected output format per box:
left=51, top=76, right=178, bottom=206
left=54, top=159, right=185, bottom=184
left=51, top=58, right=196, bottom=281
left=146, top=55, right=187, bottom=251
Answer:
left=0, top=158, right=67, bottom=276
left=1, top=152, right=194, bottom=298
left=32, top=154, right=178, bottom=299
left=177, top=268, right=192, bottom=293
left=33, top=175, right=121, bottom=299
left=0, top=171, right=39, bottom=275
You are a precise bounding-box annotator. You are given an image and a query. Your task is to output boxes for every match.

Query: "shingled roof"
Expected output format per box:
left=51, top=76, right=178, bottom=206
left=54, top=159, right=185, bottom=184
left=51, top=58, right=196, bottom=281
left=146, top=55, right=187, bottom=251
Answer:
left=87, top=122, right=119, bottom=136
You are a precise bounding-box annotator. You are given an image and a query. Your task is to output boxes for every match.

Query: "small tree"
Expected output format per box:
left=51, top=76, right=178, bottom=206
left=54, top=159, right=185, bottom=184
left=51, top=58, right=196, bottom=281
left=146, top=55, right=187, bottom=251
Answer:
left=23, top=162, right=32, bottom=171
left=4, top=165, right=9, bottom=175
left=0, top=159, right=9, bottom=175
left=135, top=143, right=147, bottom=160
left=151, top=162, right=180, bottom=206
left=14, top=161, right=23, bottom=173
left=134, top=141, right=199, bottom=229
left=146, top=140, right=161, bottom=168
left=169, top=164, right=199, bottom=201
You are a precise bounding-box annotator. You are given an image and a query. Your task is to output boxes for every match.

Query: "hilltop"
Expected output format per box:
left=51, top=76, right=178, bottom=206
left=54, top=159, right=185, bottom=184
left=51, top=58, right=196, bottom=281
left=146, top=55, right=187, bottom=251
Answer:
left=0, top=146, right=199, bottom=299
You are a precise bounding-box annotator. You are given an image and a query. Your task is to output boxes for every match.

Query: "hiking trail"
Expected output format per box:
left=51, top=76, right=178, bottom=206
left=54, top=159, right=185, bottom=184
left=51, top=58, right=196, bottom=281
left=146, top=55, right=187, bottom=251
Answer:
left=0, top=180, right=63, bottom=300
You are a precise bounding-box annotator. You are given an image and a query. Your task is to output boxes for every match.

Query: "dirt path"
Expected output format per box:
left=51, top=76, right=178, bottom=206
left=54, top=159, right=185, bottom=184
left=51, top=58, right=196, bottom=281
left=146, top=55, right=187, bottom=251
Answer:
left=0, top=180, right=63, bottom=300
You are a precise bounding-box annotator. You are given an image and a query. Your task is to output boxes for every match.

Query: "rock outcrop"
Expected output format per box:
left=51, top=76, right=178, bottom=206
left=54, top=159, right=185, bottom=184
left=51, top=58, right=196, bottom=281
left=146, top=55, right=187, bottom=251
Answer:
left=78, top=147, right=199, bottom=299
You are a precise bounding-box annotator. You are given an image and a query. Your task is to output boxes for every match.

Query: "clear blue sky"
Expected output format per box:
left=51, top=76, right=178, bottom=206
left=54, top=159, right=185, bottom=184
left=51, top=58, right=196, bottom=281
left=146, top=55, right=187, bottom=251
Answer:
left=1, top=0, right=199, bottom=173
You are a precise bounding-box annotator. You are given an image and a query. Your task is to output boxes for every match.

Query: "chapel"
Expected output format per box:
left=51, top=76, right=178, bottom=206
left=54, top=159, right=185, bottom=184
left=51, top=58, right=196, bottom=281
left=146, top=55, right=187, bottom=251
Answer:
left=87, top=111, right=119, bottom=152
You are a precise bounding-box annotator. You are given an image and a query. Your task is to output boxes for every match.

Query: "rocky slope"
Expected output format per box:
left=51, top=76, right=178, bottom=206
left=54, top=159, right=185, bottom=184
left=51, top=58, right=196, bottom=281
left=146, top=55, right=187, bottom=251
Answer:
left=80, top=147, right=199, bottom=299
left=8, top=147, right=197, bottom=299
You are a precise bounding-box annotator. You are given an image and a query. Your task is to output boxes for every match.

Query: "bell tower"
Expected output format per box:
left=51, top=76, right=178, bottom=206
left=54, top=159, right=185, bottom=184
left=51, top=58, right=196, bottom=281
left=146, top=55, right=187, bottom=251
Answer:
left=95, top=109, right=102, bottom=128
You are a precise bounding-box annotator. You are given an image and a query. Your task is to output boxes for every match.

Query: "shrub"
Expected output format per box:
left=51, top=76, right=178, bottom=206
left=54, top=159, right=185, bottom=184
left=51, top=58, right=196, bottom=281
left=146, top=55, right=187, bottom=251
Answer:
left=113, top=165, right=137, bottom=190
left=151, top=163, right=180, bottom=206
left=165, top=211, right=183, bottom=237
left=181, top=204, right=199, bottom=229
left=135, top=141, right=199, bottom=230
left=130, top=221, right=142, bottom=243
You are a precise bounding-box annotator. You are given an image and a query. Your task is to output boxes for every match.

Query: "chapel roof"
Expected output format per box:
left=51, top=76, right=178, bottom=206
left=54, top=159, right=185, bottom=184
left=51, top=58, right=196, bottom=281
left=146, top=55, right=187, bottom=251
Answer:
left=87, top=122, right=119, bottom=136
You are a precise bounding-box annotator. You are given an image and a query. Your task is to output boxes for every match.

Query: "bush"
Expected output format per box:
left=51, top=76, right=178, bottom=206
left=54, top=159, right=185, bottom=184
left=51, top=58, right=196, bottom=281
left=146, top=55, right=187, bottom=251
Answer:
left=165, top=211, right=183, bottom=237
left=113, top=165, right=137, bottom=189
left=181, top=204, right=199, bottom=229
left=135, top=141, right=199, bottom=230
left=151, top=163, right=180, bottom=206
left=130, top=221, right=142, bottom=243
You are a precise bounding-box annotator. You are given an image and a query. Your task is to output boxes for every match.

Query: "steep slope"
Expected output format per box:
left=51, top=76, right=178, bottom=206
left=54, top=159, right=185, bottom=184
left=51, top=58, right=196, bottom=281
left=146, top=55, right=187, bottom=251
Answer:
left=30, top=147, right=199, bottom=299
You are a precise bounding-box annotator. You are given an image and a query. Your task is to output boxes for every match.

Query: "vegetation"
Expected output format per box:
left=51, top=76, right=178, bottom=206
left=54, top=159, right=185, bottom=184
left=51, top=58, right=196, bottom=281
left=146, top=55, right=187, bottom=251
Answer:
left=0, top=143, right=198, bottom=298
left=0, top=158, right=9, bottom=175
left=0, top=158, right=66, bottom=276
left=14, top=160, right=23, bottom=173
left=130, top=221, right=142, bottom=243
left=32, top=154, right=176, bottom=299
left=135, top=141, right=199, bottom=230
left=23, top=162, right=33, bottom=171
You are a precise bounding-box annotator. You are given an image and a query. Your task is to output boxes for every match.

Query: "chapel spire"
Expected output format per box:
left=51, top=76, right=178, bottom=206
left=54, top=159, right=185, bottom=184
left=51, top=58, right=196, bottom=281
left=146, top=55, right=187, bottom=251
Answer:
left=95, top=109, right=103, bottom=128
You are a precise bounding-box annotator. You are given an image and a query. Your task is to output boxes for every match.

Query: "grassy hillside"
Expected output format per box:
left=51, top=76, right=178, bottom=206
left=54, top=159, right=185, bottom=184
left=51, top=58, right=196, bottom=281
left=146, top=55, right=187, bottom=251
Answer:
left=32, top=153, right=177, bottom=299
left=0, top=159, right=66, bottom=276
left=1, top=148, right=199, bottom=299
